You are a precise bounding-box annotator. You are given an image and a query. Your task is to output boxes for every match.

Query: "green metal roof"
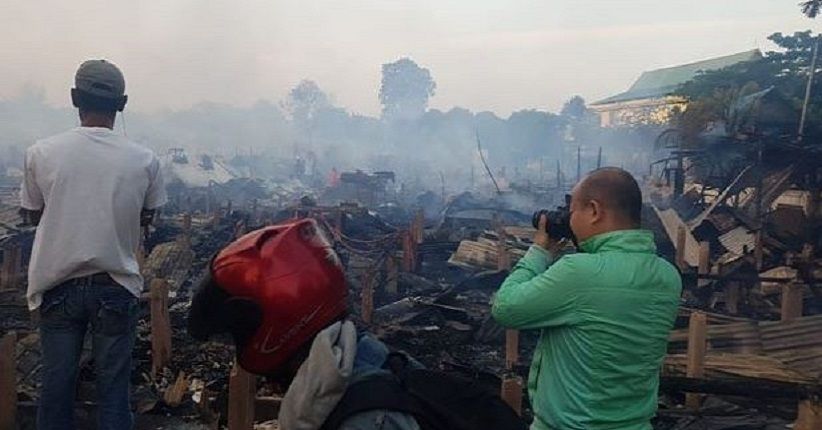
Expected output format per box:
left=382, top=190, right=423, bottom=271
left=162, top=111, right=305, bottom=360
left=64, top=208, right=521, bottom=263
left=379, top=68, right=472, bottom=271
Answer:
left=592, top=49, right=762, bottom=106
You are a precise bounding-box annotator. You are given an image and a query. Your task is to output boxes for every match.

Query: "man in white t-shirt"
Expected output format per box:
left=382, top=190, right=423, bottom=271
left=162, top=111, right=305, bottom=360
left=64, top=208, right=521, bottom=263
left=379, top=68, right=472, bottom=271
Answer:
left=20, top=60, right=167, bottom=430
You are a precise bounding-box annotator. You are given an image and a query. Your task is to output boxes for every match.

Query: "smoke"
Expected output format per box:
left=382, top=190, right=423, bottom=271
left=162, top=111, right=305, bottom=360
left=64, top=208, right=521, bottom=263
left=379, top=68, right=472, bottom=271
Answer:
left=0, top=67, right=660, bottom=208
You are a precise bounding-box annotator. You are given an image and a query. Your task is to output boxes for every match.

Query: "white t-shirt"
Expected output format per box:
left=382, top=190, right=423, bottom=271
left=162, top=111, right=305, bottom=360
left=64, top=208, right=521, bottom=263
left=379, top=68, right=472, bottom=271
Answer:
left=20, top=127, right=167, bottom=310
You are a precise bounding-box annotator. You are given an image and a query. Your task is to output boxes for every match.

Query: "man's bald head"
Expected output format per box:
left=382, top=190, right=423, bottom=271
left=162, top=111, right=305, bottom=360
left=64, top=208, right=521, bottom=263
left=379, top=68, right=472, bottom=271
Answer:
left=575, top=168, right=642, bottom=228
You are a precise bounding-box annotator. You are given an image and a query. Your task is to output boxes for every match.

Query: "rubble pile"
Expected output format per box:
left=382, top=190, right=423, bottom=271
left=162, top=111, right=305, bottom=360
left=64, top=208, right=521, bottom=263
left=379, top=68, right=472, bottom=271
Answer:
left=0, top=140, right=818, bottom=430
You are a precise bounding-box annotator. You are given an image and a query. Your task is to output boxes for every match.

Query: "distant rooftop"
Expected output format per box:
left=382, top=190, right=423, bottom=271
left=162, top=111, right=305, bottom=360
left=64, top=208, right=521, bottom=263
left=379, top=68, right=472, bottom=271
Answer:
left=592, top=49, right=762, bottom=106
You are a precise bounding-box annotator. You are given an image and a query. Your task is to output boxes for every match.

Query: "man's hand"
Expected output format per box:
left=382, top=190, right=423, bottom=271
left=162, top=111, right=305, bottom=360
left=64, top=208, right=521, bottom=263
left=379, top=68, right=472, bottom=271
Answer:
left=534, top=214, right=562, bottom=254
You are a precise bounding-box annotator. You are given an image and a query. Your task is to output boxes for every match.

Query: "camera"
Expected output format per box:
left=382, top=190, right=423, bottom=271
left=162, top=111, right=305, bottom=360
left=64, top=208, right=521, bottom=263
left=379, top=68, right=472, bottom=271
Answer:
left=532, top=194, right=575, bottom=241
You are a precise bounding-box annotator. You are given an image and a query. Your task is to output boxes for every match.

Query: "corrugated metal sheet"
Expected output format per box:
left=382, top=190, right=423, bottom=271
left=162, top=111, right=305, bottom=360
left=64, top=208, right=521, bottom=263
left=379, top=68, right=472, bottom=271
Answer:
left=668, top=314, right=822, bottom=381
left=663, top=353, right=814, bottom=384
left=760, top=315, right=822, bottom=379
left=669, top=321, right=762, bottom=354
left=718, top=226, right=756, bottom=256
left=706, top=212, right=739, bottom=234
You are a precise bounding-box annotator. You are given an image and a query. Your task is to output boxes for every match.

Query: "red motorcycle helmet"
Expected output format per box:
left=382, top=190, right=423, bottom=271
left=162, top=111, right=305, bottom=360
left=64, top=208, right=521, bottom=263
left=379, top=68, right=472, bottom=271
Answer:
left=191, top=218, right=347, bottom=375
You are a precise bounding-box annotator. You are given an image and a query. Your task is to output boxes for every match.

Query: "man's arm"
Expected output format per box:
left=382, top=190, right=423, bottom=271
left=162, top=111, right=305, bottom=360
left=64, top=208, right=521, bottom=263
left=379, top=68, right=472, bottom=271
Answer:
left=144, top=156, right=168, bottom=211
left=20, top=147, right=44, bottom=226
left=491, top=246, right=581, bottom=330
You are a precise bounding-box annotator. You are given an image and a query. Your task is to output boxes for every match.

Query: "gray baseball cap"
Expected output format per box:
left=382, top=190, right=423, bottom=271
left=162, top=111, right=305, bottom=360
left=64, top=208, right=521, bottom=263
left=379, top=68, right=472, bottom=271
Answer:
left=74, top=59, right=125, bottom=99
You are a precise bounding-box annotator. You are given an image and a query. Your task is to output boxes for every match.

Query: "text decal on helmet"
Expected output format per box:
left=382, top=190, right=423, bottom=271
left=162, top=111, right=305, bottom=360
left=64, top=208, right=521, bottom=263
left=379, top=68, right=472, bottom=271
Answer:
left=256, top=305, right=323, bottom=354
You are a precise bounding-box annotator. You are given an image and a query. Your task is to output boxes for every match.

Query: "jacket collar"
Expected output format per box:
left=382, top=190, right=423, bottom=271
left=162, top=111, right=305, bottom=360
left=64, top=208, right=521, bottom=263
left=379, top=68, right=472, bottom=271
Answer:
left=578, top=229, right=657, bottom=254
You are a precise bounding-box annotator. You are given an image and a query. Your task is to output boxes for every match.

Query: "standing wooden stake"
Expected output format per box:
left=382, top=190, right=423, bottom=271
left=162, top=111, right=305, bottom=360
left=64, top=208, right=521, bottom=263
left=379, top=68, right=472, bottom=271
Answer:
left=211, top=192, right=221, bottom=226
left=413, top=210, right=425, bottom=244
left=183, top=213, right=192, bottom=233
left=502, top=289, right=521, bottom=416
left=686, top=311, right=707, bottom=410
left=0, top=331, right=16, bottom=430
left=401, top=231, right=417, bottom=273
left=178, top=213, right=193, bottom=247
left=0, top=244, right=21, bottom=291
left=754, top=231, right=764, bottom=271
left=228, top=362, right=256, bottom=430
left=500, top=376, right=523, bottom=416
left=796, top=398, right=821, bottom=430
left=251, top=199, right=259, bottom=225
left=150, top=279, right=172, bottom=377
left=497, top=230, right=511, bottom=271
left=505, top=330, right=519, bottom=370
left=333, top=208, right=344, bottom=235
left=675, top=225, right=687, bottom=271
left=385, top=256, right=398, bottom=294
left=725, top=282, right=740, bottom=315
left=361, top=272, right=374, bottom=324
left=781, top=283, right=804, bottom=322
left=697, top=242, right=710, bottom=288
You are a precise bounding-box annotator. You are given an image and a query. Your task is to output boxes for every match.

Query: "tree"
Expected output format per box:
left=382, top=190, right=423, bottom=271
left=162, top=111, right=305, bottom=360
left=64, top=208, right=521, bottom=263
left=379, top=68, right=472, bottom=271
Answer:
left=675, top=31, right=822, bottom=138
left=800, top=0, right=821, bottom=18
left=283, top=80, right=331, bottom=126
left=379, top=58, right=436, bottom=121
left=560, top=96, right=589, bottom=119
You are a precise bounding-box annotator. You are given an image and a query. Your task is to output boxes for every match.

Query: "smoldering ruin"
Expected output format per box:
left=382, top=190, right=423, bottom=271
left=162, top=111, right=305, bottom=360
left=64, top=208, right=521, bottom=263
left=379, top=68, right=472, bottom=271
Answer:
left=0, top=25, right=821, bottom=430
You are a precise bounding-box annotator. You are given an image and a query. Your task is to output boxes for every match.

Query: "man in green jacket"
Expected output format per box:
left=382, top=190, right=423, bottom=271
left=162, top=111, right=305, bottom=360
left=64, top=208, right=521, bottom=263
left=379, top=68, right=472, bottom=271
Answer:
left=492, top=168, right=681, bottom=430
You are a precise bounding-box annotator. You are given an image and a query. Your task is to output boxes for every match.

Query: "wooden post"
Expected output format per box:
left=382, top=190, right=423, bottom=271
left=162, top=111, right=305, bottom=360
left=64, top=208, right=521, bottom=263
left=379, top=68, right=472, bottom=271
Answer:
left=234, top=220, right=247, bottom=240
left=150, top=279, right=172, bottom=377
left=251, top=199, right=259, bottom=225
left=401, top=231, right=416, bottom=273
left=686, top=311, right=707, bottom=410
left=675, top=225, right=687, bottom=271
left=334, top=208, right=344, bottom=235
left=413, top=210, right=424, bottom=244
left=228, top=362, right=255, bottom=430
left=385, top=256, right=398, bottom=294
left=505, top=330, right=519, bottom=370
left=497, top=231, right=511, bottom=271
left=796, top=398, right=821, bottom=430
left=725, top=282, right=740, bottom=315
left=781, top=283, right=804, bottom=322
left=697, top=242, right=710, bottom=288
left=183, top=212, right=192, bottom=233
left=205, top=184, right=212, bottom=215
left=0, top=331, right=15, bottom=430
left=361, top=272, right=374, bottom=324
left=0, top=244, right=21, bottom=291
left=754, top=230, right=764, bottom=271
left=500, top=376, right=523, bottom=416
left=178, top=213, right=193, bottom=247
left=502, top=290, right=521, bottom=416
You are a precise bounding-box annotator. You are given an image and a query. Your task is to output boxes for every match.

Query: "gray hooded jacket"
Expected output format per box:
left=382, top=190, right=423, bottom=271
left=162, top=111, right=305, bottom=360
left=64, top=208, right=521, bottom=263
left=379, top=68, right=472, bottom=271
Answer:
left=277, top=321, right=421, bottom=430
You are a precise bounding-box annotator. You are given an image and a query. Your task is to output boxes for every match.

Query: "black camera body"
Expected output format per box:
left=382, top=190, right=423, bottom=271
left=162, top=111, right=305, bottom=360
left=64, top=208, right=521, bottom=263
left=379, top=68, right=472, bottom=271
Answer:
left=532, top=194, right=575, bottom=241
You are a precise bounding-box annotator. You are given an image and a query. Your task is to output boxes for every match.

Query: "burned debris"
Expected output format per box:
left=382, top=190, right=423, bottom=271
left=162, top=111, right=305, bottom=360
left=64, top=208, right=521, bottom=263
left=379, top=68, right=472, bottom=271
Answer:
left=0, top=22, right=820, bottom=430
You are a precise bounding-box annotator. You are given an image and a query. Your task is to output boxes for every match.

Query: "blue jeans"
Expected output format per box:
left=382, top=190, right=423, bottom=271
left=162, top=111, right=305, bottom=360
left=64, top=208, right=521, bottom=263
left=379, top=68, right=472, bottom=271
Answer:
left=37, top=277, right=138, bottom=430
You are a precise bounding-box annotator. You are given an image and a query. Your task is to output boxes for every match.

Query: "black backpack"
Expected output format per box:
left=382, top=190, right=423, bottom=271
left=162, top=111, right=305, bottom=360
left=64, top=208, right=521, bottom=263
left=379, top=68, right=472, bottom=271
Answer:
left=321, top=354, right=528, bottom=430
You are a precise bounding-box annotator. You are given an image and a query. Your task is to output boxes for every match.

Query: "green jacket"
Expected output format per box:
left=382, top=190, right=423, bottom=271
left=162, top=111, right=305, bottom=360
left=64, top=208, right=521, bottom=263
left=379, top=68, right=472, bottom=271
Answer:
left=492, top=230, right=681, bottom=430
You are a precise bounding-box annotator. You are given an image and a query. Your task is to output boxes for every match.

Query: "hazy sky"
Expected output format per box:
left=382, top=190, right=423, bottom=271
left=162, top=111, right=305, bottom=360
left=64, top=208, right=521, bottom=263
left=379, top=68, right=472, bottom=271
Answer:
left=1, top=0, right=817, bottom=116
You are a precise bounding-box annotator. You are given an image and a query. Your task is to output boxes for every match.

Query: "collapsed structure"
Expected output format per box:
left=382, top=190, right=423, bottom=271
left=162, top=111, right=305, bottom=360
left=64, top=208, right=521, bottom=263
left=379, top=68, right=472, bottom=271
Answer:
left=0, top=54, right=819, bottom=430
